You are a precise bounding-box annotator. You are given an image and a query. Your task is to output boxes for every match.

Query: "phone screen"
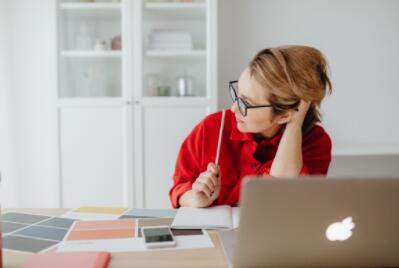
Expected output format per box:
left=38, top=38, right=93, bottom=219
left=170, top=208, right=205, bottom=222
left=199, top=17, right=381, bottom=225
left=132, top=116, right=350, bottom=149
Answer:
left=143, top=227, right=174, bottom=243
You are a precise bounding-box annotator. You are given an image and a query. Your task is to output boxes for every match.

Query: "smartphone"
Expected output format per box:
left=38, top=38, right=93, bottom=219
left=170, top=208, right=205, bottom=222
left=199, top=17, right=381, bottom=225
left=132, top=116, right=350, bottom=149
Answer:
left=141, top=226, right=177, bottom=248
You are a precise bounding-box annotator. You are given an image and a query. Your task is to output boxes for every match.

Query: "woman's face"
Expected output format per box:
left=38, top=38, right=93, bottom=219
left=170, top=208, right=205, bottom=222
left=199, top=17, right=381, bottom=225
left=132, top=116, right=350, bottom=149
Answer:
left=230, top=67, right=286, bottom=137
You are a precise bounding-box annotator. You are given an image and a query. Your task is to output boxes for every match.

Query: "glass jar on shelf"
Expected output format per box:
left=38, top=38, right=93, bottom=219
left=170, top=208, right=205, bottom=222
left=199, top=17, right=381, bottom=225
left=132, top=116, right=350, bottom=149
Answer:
left=145, top=74, right=160, bottom=96
left=176, top=75, right=194, bottom=97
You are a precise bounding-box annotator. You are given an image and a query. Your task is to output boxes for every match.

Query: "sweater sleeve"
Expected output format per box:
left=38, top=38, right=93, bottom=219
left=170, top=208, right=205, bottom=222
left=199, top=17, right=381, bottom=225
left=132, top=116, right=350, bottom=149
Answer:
left=169, top=120, right=205, bottom=208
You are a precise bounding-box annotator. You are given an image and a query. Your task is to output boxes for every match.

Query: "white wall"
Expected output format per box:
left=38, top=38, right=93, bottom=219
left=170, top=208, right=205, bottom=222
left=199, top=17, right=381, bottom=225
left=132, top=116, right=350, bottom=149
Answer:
left=0, top=0, right=18, bottom=207
left=3, top=0, right=59, bottom=207
left=218, top=0, right=399, bottom=155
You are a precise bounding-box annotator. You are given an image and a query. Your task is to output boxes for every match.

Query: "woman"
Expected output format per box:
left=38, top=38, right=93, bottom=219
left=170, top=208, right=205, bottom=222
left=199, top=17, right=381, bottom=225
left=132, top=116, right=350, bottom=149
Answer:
left=170, top=45, right=332, bottom=208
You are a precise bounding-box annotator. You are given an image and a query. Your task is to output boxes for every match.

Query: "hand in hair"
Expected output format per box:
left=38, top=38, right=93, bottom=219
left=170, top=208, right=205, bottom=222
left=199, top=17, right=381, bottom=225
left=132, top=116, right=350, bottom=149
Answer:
left=288, top=100, right=311, bottom=128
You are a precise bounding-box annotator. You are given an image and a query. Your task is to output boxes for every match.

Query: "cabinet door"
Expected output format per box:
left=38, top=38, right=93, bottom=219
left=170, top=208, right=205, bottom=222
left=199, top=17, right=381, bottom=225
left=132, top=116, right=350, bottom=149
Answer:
left=143, top=105, right=207, bottom=208
left=59, top=106, right=126, bottom=207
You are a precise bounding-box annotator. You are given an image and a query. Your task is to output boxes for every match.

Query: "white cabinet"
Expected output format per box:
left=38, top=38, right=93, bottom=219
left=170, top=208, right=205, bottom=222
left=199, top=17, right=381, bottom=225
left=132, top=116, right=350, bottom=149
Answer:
left=57, top=0, right=131, bottom=208
left=56, top=0, right=217, bottom=208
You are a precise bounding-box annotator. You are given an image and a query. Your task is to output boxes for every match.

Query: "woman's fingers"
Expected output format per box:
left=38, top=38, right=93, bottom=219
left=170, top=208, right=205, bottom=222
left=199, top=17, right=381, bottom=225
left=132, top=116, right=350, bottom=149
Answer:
left=193, top=181, right=212, bottom=198
left=204, top=171, right=219, bottom=188
left=197, top=175, right=216, bottom=192
left=207, top=163, right=220, bottom=176
left=193, top=163, right=222, bottom=201
left=207, top=163, right=221, bottom=188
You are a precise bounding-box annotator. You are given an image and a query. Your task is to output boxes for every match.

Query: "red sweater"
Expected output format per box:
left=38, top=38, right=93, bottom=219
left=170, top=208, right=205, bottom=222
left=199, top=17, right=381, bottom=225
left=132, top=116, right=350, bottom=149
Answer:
left=169, top=110, right=332, bottom=208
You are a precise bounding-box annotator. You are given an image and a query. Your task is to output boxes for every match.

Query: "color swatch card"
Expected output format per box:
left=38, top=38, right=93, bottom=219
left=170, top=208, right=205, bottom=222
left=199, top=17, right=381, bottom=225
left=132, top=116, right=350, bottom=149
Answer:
left=1, top=212, right=75, bottom=253
left=58, top=219, right=140, bottom=252
left=67, top=219, right=136, bottom=241
left=61, top=207, right=128, bottom=221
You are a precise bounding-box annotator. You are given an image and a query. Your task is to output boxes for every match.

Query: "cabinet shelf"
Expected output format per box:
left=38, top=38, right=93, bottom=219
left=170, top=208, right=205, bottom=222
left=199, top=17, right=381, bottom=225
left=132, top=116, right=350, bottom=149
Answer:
left=145, top=2, right=206, bottom=9
left=60, top=3, right=122, bottom=10
left=145, top=49, right=206, bottom=58
left=57, top=97, right=125, bottom=107
left=60, top=3, right=121, bottom=18
left=145, top=2, right=206, bottom=19
left=142, top=96, right=208, bottom=106
left=61, top=50, right=122, bottom=58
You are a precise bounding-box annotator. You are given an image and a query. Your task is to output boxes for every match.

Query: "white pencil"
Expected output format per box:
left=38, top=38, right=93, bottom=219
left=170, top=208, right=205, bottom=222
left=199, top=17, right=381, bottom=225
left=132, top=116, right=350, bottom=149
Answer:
left=215, top=109, right=226, bottom=167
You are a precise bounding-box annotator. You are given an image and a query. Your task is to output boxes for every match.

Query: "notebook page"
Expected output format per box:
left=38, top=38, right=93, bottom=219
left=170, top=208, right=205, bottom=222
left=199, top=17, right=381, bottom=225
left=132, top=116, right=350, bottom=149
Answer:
left=171, top=205, right=233, bottom=229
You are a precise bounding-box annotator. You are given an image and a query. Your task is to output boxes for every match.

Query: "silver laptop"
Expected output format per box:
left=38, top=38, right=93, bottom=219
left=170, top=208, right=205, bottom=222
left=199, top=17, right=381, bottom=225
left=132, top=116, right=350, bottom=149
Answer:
left=220, top=177, right=399, bottom=268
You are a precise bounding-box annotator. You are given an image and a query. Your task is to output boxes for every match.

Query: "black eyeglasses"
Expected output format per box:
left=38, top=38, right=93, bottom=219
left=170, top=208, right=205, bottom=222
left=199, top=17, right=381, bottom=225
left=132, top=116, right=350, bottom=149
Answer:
left=229, top=80, right=274, bottom=117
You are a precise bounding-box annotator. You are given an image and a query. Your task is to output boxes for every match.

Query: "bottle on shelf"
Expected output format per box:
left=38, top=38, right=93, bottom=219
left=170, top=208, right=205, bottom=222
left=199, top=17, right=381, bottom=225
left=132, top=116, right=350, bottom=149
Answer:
left=75, top=21, right=92, bottom=50
left=90, top=64, right=107, bottom=96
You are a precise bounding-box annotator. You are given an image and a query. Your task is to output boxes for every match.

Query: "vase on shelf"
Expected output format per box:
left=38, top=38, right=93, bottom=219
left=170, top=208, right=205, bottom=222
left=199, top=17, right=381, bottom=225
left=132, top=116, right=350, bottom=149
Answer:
left=111, top=35, right=122, bottom=50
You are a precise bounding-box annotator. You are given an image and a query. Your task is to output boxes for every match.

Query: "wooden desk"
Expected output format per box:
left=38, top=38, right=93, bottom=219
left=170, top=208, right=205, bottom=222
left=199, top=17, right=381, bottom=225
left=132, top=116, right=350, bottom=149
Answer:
left=2, top=209, right=228, bottom=268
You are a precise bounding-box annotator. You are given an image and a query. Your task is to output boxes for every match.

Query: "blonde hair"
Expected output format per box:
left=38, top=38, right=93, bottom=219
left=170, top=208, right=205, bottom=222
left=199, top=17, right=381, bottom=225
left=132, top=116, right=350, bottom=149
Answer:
left=249, top=45, right=332, bottom=133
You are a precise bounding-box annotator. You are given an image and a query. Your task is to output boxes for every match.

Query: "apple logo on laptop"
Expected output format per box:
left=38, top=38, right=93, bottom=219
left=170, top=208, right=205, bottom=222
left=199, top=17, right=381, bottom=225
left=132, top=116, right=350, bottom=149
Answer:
left=326, top=217, right=355, bottom=241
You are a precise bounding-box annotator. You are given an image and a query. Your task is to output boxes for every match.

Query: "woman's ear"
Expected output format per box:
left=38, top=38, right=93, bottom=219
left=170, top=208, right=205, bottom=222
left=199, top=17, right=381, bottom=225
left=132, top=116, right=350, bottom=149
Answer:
left=274, top=110, right=294, bottom=125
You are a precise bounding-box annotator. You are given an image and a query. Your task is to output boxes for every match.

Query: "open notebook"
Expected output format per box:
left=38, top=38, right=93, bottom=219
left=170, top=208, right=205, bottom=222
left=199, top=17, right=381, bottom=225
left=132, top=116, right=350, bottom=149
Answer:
left=171, top=205, right=240, bottom=230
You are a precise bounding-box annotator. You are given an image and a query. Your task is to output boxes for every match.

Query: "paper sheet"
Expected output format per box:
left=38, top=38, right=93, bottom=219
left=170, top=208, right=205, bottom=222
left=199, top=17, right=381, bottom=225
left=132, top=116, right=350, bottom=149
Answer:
left=57, top=233, right=214, bottom=252
left=57, top=218, right=214, bottom=252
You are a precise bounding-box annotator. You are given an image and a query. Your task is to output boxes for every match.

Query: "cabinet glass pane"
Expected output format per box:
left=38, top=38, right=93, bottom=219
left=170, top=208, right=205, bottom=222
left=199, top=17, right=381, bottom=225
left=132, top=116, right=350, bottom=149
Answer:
left=59, top=0, right=122, bottom=98
left=143, top=57, right=206, bottom=97
left=142, top=0, right=207, bottom=98
left=60, top=58, right=121, bottom=97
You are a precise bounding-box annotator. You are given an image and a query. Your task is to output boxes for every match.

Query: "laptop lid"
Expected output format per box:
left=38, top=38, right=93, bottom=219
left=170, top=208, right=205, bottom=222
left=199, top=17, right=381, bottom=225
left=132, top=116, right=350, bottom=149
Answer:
left=233, top=177, right=399, bottom=268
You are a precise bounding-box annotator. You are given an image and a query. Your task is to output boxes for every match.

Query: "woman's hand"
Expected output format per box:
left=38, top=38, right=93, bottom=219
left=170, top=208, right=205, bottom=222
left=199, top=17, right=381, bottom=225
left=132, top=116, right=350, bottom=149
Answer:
left=191, top=163, right=221, bottom=207
left=288, top=100, right=311, bottom=128
left=270, top=100, right=310, bottom=177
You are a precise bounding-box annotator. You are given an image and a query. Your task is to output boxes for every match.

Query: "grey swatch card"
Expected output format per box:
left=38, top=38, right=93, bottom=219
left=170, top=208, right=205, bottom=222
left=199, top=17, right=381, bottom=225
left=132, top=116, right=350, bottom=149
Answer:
left=0, top=213, right=50, bottom=224
left=38, top=217, right=75, bottom=229
left=1, top=221, right=28, bottom=234
left=1, top=213, right=75, bottom=254
left=3, top=235, right=58, bottom=253
left=119, top=215, right=136, bottom=219
left=15, top=225, right=68, bottom=241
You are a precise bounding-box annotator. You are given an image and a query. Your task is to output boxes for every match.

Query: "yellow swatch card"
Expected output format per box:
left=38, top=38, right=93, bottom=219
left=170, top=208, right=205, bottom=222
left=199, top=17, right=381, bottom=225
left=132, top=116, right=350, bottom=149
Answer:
left=74, top=206, right=127, bottom=215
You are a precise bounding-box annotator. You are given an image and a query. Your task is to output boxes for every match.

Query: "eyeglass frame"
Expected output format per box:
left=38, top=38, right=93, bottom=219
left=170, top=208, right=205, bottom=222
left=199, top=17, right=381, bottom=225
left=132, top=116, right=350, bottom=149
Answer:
left=229, top=80, right=274, bottom=117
